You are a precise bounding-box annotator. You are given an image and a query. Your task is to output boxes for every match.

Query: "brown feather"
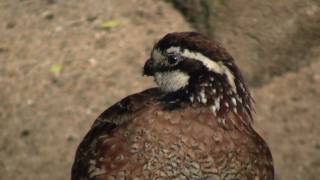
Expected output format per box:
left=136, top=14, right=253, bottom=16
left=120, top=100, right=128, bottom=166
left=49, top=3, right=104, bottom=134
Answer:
left=71, top=88, right=273, bottom=180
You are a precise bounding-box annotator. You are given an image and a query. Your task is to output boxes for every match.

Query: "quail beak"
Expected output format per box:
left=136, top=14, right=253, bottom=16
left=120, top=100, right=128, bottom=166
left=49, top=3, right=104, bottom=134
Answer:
left=143, top=58, right=155, bottom=76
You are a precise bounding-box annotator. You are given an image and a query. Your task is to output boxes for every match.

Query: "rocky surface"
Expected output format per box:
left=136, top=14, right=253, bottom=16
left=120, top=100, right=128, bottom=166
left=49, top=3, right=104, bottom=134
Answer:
left=254, top=59, right=320, bottom=180
left=171, top=0, right=320, bottom=86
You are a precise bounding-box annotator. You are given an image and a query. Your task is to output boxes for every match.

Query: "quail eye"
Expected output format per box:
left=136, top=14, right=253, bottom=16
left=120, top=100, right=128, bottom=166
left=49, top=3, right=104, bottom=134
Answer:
left=167, top=54, right=181, bottom=65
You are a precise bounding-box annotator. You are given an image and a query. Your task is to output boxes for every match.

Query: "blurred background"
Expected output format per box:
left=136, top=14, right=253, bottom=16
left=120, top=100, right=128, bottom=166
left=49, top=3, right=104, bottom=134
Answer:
left=0, top=0, right=320, bottom=179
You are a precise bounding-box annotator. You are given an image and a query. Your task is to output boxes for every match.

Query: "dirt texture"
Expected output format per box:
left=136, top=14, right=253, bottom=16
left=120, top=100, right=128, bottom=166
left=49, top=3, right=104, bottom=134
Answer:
left=0, top=1, right=191, bottom=179
left=0, top=0, right=319, bottom=180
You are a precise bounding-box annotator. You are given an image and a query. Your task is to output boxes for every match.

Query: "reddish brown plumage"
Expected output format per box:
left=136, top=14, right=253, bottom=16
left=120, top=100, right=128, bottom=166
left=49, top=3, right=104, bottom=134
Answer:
left=72, top=88, right=273, bottom=179
left=71, top=32, right=274, bottom=180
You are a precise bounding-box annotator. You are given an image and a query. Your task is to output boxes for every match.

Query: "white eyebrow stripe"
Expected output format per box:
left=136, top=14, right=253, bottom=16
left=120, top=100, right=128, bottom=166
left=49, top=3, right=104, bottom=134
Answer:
left=152, top=48, right=165, bottom=61
left=166, top=46, right=236, bottom=92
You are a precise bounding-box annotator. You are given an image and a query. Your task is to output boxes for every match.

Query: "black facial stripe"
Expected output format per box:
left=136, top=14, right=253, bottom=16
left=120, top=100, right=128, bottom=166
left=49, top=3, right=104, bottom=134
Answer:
left=155, top=65, right=180, bottom=73
left=176, top=58, right=207, bottom=75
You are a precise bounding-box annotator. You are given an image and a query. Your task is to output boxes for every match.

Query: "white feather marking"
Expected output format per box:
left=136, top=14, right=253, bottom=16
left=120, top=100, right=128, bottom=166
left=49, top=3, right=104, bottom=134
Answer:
left=211, top=106, right=217, bottom=116
left=196, top=96, right=201, bottom=102
left=199, top=89, right=207, bottom=104
left=218, top=117, right=226, bottom=125
left=214, top=98, right=220, bottom=112
left=88, top=159, right=106, bottom=178
left=221, top=118, right=226, bottom=125
left=190, top=95, right=194, bottom=103
left=89, top=167, right=106, bottom=178
left=166, top=46, right=236, bottom=92
left=212, top=89, right=216, bottom=94
left=152, top=48, right=166, bottom=62
left=233, top=107, right=238, bottom=114
left=155, top=70, right=190, bottom=92
left=239, top=82, right=245, bottom=91
left=231, top=97, right=237, bottom=106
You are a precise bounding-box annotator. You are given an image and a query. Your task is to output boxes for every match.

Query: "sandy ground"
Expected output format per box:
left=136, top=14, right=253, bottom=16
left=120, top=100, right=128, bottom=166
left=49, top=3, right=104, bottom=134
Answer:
left=0, top=0, right=319, bottom=179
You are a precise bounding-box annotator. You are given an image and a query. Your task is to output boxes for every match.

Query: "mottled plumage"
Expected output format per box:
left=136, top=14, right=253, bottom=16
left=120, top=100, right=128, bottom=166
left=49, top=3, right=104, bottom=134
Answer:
left=72, top=32, right=274, bottom=180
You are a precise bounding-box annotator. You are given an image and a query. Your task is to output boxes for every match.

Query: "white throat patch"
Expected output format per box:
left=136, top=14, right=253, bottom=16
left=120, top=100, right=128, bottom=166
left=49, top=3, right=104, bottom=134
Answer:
left=155, top=70, right=190, bottom=92
left=166, top=46, right=236, bottom=92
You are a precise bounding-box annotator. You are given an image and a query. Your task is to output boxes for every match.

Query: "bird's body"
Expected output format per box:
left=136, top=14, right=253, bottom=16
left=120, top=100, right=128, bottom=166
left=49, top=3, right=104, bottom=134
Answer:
left=72, top=32, right=274, bottom=180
